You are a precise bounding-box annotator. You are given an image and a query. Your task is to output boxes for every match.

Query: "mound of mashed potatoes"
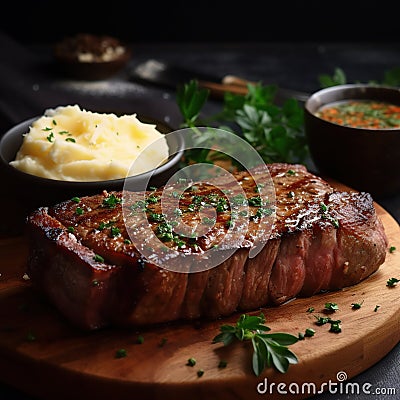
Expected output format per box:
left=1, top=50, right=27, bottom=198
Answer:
left=10, top=105, right=170, bottom=181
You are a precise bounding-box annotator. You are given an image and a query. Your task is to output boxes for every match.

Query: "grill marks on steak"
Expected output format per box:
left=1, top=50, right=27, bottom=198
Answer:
left=26, top=163, right=388, bottom=330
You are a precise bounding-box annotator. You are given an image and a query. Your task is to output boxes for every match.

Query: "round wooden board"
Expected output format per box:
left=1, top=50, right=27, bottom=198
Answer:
left=0, top=195, right=399, bottom=400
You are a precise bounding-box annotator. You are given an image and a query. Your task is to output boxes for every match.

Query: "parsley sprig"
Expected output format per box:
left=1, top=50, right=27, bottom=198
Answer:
left=318, top=66, right=400, bottom=88
left=176, top=80, right=308, bottom=166
left=212, top=313, right=298, bottom=375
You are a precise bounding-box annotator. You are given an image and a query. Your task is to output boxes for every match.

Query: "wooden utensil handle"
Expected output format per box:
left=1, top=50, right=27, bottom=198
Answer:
left=221, top=75, right=255, bottom=87
left=198, top=77, right=250, bottom=98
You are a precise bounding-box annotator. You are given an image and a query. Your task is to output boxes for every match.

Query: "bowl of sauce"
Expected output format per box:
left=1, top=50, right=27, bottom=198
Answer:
left=304, top=84, right=400, bottom=198
left=316, top=100, right=400, bottom=129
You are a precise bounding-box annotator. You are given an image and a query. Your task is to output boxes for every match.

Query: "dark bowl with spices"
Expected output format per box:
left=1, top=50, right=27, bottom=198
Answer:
left=0, top=116, right=184, bottom=234
left=304, top=84, right=400, bottom=199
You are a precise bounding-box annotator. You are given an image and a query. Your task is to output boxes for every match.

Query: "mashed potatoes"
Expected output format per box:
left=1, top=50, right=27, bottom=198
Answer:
left=10, top=105, right=170, bottom=181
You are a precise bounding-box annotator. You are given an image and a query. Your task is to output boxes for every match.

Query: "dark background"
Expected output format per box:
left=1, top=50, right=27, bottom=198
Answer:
left=2, top=0, right=400, bottom=45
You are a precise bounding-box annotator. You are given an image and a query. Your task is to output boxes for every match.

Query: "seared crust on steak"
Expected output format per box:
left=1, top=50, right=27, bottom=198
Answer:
left=26, top=163, right=388, bottom=330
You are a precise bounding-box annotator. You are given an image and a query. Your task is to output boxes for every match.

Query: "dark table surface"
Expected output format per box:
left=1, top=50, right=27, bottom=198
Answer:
left=0, top=33, right=399, bottom=399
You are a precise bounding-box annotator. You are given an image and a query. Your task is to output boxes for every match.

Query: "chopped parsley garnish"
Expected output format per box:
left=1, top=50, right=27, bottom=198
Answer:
left=324, top=302, right=339, bottom=312
left=306, top=307, right=315, bottom=313
left=171, top=191, right=180, bottom=199
left=389, top=246, right=396, bottom=253
left=304, top=328, right=316, bottom=337
left=202, top=217, right=216, bottom=225
left=115, top=349, right=127, bottom=358
left=67, top=226, right=75, bottom=233
left=374, top=305, right=381, bottom=312
left=65, top=137, right=76, bottom=143
left=93, top=254, right=104, bottom=263
left=320, top=202, right=328, bottom=213
left=146, top=194, right=160, bottom=204
left=98, top=221, right=114, bottom=230
left=71, top=196, right=80, bottom=203
left=248, top=196, right=263, bottom=207
left=314, top=315, right=342, bottom=333
left=102, top=193, right=122, bottom=208
left=319, top=202, right=340, bottom=228
left=110, top=226, right=121, bottom=238
left=130, top=200, right=147, bottom=212
left=351, top=301, right=364, bottom=309
left=186, top=357, right=196, bottom=367
left=386, top=277, right=400, bottom=287
left=75, top=207, right=84, bottom=215
left=46, top=132, right=54, bottom=142
left=148, top=212, right=166, bottom=223
left=136, top=335, right=144, bottom=344
left=197, top=369, right=204, bottom=377
left=173, top=208, right=183, bottom=216
left=250, top=207, right=275, bottom=220
left=314, top=315, right=331, bottom=325
left=212, top=313, right=298, bottom=375
left=329, top=320, right=342, bottom=333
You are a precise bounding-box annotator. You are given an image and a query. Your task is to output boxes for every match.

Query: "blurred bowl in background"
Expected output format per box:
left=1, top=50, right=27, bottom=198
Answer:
left=304, top=84, right=400, bottom=199
left=54, top=33, right=131, bottom=80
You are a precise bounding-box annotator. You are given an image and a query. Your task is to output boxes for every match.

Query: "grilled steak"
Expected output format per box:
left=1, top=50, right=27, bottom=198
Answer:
left=26, top=163, right=388, bottom=330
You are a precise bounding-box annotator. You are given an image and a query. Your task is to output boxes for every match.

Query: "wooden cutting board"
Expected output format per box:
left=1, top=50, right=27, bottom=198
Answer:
left=0, top=196, right=399, bottom=400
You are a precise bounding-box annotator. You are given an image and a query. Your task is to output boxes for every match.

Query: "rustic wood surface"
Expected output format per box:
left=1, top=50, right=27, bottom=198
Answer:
left=0, top=191, right=399, bottom=400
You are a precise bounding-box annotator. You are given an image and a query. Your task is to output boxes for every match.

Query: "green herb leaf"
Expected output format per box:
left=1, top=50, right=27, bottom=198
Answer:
left=176, top=80, right=209, bottom=127
left=324, top=302, right=339, bottom=312
left=186, top=357, right=196, bottom=367
left=46, top=132, right=55, bottom=143
left=318, top=67, right=347, bottom=88
left=176, top=80, right=308, bottom=166
left=212, top=313, right=298, bottom=376
left=351, top=301, right=364, bottom=309
left=382, top=67, right=400, bottom=86
left=102, top=193, right=122, bottom=208
left=386, top=277, right=400, bottom=287
left=115, top=348, right=127, bottom=358
left=93, top=254, right=104, bottom=263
